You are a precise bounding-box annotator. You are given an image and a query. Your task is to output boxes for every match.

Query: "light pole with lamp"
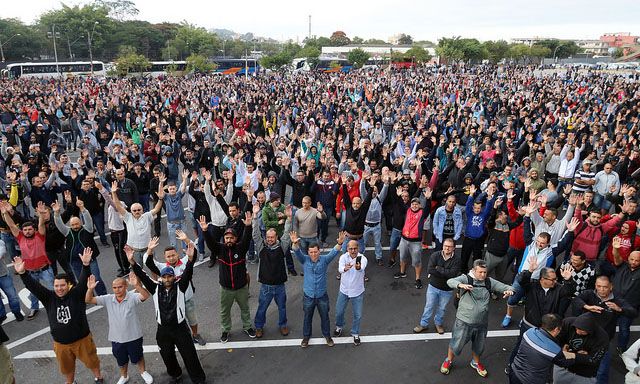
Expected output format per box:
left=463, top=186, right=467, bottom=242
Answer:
left=66, top=34, right=84, bottom=60
left=0, top=33, right=21, bottom=62
left=87, top=21, right=99, bottom=75
left=553, top=44, right=564, bottom=63
left=47, top=25, right=60, bottom=76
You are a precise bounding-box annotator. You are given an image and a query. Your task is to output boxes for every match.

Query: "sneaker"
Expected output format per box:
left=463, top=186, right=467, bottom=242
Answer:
left=94, top=378, right=105, bottom=384
left=353, top=336, right=361, bottom=346
left=470, top=360, right=488, bottom=377
left=0, top=315, right=6, bottom=324
left=244, top=328, right=257, bottom=338
left=116, top=376, right=129, bottom=384
left=334, top=327, right=343, bottom=337
left=101, top=242, right=110, bottom=247
left=336, top=274, right=341, bottom=280
left=288, top=269, right=298, bottom=276
left=415, top=279, right=423, bottom=289
left=27, top=309, right=39, bottom=320
left=255, top=328, right=264, bottom=338
left=387, top=259, right=397, bottom=268
left=279, top=326, right=289, bottom=336
left=501, top=315, right=512, bottom=328
left=504, top=365, right=512, bottom=376
left=413, top=325, right=428, bottom=333
left=435, top=325, right=445, bottom=335
left=168, top=375, right=182, bottom=384
left=192, top=334, right=206, bottom=346
left=440, top=358, right=452, bottom=375
left=208, top=259, right=217, bottom=268
left=364, top=275, right=370, bottom=282
left=376, top=259, right=384, bottom=266
left=393, top=271, right=407, bottom=279
left=325, top=337, right=334, bottom=347
left=220, top=331, right=229, bottom=343
left=14, top=312, right=24, bottom=322
left=141, top=371, right=154, bottom=384
left=301, top=338, right=309, bottom=348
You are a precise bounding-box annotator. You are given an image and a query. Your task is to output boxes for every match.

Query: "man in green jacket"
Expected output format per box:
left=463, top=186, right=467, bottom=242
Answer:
left=262, top=192, right=286, bottom=238
left=440, top=259, right=514, bottom=378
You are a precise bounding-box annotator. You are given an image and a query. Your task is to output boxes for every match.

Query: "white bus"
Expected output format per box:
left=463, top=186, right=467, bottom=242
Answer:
left=1, top=61, right=106, bottom=79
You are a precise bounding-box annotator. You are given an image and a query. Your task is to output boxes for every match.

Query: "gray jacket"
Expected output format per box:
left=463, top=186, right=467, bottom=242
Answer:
left=447, top=271, right=513, bottom=325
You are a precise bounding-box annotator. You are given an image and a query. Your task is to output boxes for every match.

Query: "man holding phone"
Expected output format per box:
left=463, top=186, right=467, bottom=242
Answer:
left=334, top=239, right=368, bottom=345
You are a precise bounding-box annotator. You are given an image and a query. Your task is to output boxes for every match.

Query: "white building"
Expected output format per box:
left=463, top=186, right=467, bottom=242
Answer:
left=320, top=45, right=437, bottom=61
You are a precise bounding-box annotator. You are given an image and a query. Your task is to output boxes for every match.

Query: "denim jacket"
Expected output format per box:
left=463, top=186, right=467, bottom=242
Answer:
left=295, top=246, right=340, bottom=298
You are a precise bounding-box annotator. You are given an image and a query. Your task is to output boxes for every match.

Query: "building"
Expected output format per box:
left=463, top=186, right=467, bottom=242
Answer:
left=511, top=37, right=555, bottom=47
left=600, top=33, right=639, bottom=48
left=320, top=45, right=437, bottom=62
left=575, top=39, right=609, bottom=56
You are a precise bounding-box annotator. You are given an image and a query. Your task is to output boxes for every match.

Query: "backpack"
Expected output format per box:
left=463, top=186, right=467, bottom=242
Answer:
left=453, top=274, right=492, bottom=309
left=575, top=221, right=608, bottom=253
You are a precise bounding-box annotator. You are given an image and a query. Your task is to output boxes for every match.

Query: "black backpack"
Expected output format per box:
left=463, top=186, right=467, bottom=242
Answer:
left=453, top=274, right=492, bottom=309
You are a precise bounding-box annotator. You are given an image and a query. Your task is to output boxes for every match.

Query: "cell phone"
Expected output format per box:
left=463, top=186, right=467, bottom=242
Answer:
left=356, top=256, right=362, bottom=264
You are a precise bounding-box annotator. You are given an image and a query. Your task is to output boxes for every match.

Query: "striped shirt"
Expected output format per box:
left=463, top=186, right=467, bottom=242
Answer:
left=572, top=169, right=595, bottom=192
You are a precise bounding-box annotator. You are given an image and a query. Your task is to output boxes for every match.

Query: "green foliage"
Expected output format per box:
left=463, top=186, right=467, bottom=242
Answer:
left=330, top=31, right=350, bottom=46
left=351, top=36, right=364, bottom=44
left=398, top=34, right=413, bottom=45
left=186, top=53, right=216, bottom=73
left=404, top=46, right=431, bottom=63
left=164, top=22, right=219, bottom=60
left=296, top=45, right=320, bottom=59
left=0, top=18, right=46, bottom=61
left=329, top=61, right=341, bottom=69
left=482, top=40, right=510, bottom=63
left=94, top=0, right=139, bottom=21
left=347, top=48, right=370, bottom=68
left=364, top=38, right=386, bottom=45
left=534, top=39, right=581, bottom=59
left=261, top=51, right=294, bottom=69
left=613, top=48, right=624, bottom=59
left=114, top=47, right=150, bottom=76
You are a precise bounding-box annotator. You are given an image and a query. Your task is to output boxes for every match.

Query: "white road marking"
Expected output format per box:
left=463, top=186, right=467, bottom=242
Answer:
left=14, top=325, right=640, bottom=359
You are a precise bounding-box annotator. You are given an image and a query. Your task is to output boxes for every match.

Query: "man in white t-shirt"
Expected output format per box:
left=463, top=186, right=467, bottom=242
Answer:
left=112, top=178, right=164, bottom=265
left=85, top=271, right=153, bottom=384
left=334, top=239, right=368, bottom=346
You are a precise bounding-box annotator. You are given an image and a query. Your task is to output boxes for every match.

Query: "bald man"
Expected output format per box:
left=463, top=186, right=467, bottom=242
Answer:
left=86, top=273, right=153, bottom=384
left=53, top=199, right=107, bottom=296
left=335, top=239, right=368, bottom=345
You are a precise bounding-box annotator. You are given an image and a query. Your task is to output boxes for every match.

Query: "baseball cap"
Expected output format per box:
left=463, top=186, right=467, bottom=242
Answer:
left=159, top=266, right=175, bottom=277
left=224, top=228, right=238, bottom=237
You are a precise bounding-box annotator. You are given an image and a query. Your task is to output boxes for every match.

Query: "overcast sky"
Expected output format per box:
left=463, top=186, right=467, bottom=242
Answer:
left=4, top=0, right=639, bottom=43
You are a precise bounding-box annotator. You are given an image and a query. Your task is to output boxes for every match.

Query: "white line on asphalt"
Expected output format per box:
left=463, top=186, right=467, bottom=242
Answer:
left=14, top=325, right=640, bottom=359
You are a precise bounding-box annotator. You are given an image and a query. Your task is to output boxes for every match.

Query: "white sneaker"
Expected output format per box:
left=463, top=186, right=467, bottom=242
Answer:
left=141, top=371, right=154, bottom=384
left=116, top=377, right=129, bottom=384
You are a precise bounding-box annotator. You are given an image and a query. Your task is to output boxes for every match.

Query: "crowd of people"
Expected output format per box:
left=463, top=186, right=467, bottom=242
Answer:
left=0, top=63, right=639, bottom=384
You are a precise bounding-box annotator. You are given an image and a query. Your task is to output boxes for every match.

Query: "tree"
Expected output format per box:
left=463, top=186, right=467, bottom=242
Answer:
left=114, top=45, right=150, bottom=76
left=613, top=48, right=624, bottom=59
left=534, top=39, right=581, bottom=59
left=260, top=51, right=292, bottom=69
left=436, top=37, right=465, bottom=62
left=351, top=36, right=364, bottom=45
left=398, top=34, right=413, bottom=45
left=330, top=31, right=350, bottom=46
left=0, top=18, right=45, bottom=61
left=94, top=0, right=139, bottom=21
left=529, top=44, right=552, bottom=61
left=509, top=44, right=530, bottom=63
left=164, top=22, right=219, bottom=60
left=483, top=40, right=510, bottom=63
left=404, top=46, right=432, bottom=63
left=186, top=53, right=216, bottom=73
left=347, top=48, right=370, bottom=68
left=364, top=38, right=386, bottom=45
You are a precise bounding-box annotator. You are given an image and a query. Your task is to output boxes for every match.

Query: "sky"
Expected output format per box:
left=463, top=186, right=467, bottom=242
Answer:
left=4, top=0, right=639, bottom=43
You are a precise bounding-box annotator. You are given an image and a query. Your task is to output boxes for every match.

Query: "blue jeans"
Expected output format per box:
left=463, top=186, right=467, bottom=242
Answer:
left=317, top=216, right=330, bottom=242
left=363, top=224, right=382, bottom=260
left=303, top=293, right=330, bottom=338
left=139, top=194, right=150, bottom=212
left=254, top=284, right=287, bottom=329
left=93, top=211, right=108, bottom=244
left=419, top=285, right=453, bottom=327
left=617, top=315, right=633, bottom=350
left=0, top=274, right=21, bottom=317
left=299, top=237, right=318, bottom=253
left=1, top=233, right=18, bottom=259
left=594, top=193, right=613, bottom=212
left=27, top=267, right=54, bottom=310
left=69, top=257, right=107, bottom=296
left=167, top=221, right=184, bottom=254
left=596, top=350, right=611, bottom=384
left=390, top=228, right=402, bottom=252
left=507, top=276, right=524, bottom=307
left=335, top=291, right=364, bottom=336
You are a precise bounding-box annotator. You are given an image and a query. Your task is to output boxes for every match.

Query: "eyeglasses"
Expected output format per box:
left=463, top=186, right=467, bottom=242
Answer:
left=347, top=247, right=358, bottom=250
left=131, top=209, right=142, bottom=212
left=542, top=277, right=557, bottom=282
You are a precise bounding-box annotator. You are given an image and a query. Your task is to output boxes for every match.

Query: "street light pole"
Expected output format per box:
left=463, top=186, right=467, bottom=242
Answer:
left=0, top=33, right=21, bottom=62
left=47, top=25, right=60, bottom=76
left=553, top=44, right=564, bottom=63
left=87, top=21, right=99, bottom=75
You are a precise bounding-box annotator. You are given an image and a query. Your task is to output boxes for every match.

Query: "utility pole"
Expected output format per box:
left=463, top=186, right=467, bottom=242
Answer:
left=308, top=15, right=311, bottom=40
left=87, top=21, right=99, bottom=75
left=47, top=25, right=60, bottom=76
left=0, top=33, right=21, bottom=62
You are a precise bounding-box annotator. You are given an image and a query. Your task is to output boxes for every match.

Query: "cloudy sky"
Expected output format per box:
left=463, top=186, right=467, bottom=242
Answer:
left=4, top=0, right=639, bottom=43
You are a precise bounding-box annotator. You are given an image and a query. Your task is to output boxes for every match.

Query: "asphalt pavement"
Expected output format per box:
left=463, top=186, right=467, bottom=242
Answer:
left=2, top=215, right=633, bottom=384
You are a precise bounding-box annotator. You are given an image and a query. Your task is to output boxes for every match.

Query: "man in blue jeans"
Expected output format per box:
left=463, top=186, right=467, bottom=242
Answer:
left=163, top=169, right=189, bottom=254
left=252, top=204, right=292, bottom=338
left=413, top=238, right=461, bottom=335
left=0, top=239, right=24, bottom=322
left=334, top=239, right=367, bottom=345
left=292, top=229, right=345, bottom=348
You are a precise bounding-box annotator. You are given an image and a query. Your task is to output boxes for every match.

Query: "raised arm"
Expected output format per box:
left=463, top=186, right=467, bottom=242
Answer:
left=77, top=200, right=93, bottom=232
left=110, top=180, right=128, bottom=216
left=51, top=201, right=71, bottom=236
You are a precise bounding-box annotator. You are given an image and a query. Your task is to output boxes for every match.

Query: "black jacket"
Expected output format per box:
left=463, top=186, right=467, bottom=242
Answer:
left=207, top=224, right=251, bottom=290
left=573, top=290, right=638, bottom=339
left=557, top=315, right=609, bottom=378
left=427, top=251, right=461, bottom=291
left=519, top=270, right=576, bottom=327
left=342, top=184, right=373, bottom=236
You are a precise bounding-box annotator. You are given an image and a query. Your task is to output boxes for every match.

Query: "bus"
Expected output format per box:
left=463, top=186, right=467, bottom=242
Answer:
left=143, top=61, right=188, bottom=77
left=1, top=61, right=106, bottom=79
left=212, top=58, right=259, bottom=75
left=316, top=58, right=353, bottom=73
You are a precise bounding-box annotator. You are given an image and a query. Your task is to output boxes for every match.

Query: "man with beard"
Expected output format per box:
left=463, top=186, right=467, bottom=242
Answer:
left=202, top=211, right=257, bottom=343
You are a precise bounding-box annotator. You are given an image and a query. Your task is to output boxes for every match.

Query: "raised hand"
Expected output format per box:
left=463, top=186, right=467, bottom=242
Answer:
left=252, top=203, right=261, bottom=216
left=316, top=202, right=323, bottom=212
left=242, top=211, right=252, bottom=226
left=337, top=230, right=346, bottom=245
left=469, top=184, right=477, bottom=196
left=182, top=169, right=189, bottom=180
left=124, top=245, right=135, bottom=264
left=197, top=215, right=208, bottom=231
left=204, top=170, right=212, bottom=181
left=87, top=275, right=98, bottom=290
left=175, top=229, right=189, bottom=242
left=285, top=204, right=292, bottom=219
left=51, top=201, right=61, bottom=214
left=64, top=190, right=73, bottom=203
left=566, top=217, right=581, bottom=232
left=528, top=256, right=539, bottom=272
left=76, top=199, right=85, bottom=210
left=13, top=256, right=25, bottom=274
left=612, top=236, right=622, bottom=249
left=186, top=240, right=195, bottom=261
left=94, top=180, right=104, bottom=191
left=36, top=201, right=49, bottom=215
left=424, top=187, right=433, bottom=199
left=80, top=247, right=93, bottom=266
left=128, top=271, right=139, bottom=286
left=522, top=201, right=538, bottom=216
left=111, top=180, right=119, bottom=192
left=289, top=231, right=299, bottom=244
left=560, top=264, right=574, bottom=280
